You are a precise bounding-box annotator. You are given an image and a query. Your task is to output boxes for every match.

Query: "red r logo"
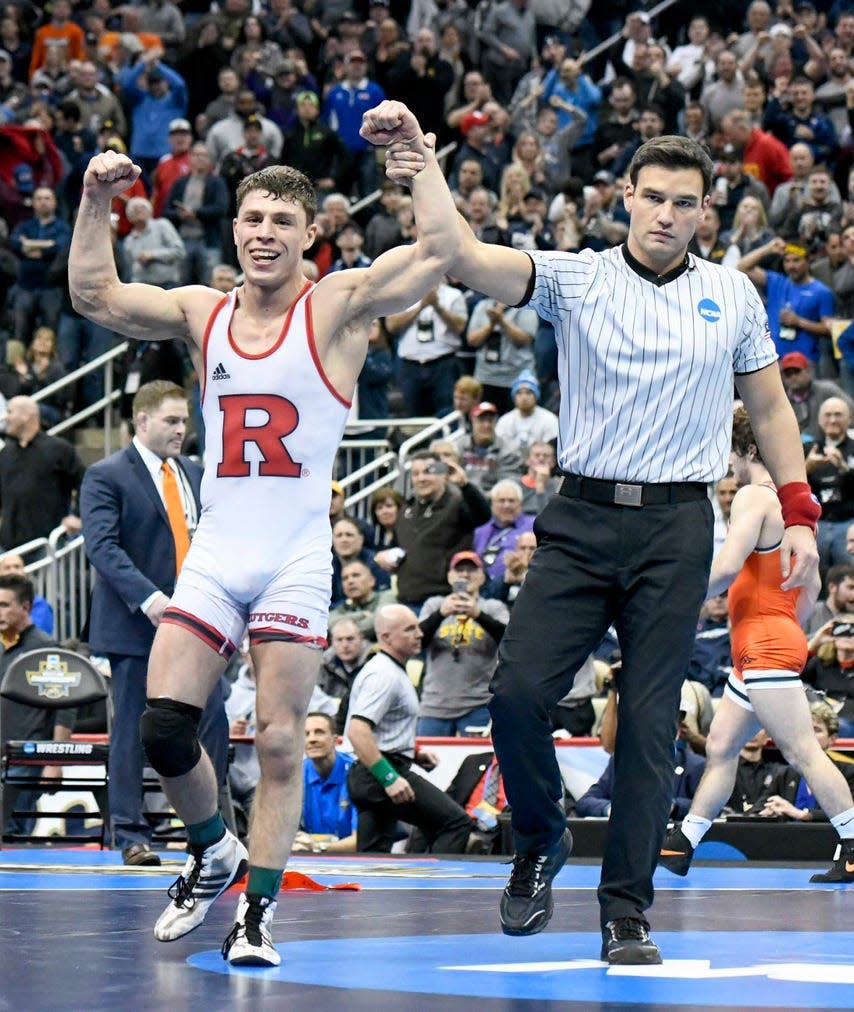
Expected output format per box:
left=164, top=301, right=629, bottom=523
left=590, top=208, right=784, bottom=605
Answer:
left=217, top=394, right=302, bottom=478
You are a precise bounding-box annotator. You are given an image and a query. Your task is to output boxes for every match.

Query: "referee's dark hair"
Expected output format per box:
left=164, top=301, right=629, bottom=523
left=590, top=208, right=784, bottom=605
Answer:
left=731, top=404, right=763, bottom=463
left=627, top=135, right=715, bottom=197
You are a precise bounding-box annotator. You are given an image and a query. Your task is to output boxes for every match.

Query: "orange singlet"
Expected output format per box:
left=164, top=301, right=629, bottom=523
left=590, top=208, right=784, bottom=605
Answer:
left=728, top=543, right=807, bottom=681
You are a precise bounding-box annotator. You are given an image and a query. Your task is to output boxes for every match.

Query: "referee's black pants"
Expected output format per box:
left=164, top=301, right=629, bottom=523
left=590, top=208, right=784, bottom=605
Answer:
left=489, top=493, right=713, bottom=927
left=348, top=753, right=473, bottom=854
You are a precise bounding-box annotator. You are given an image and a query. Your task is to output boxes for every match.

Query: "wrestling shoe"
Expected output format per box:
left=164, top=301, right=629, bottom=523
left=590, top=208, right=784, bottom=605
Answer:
left=154, top=829, right=249, bottom=941
left=499, top=827, right=573, bottom=936
left=810, top=840, right=854, bottom=883
left=221, top=893, right=280, bottom=967
left=659, top=825, right=694, bottom=877
left=601, top=917, right=662, bottom=964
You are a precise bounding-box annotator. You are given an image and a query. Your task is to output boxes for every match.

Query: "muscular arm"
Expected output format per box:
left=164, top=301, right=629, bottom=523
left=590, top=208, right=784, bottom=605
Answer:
left=707, top=485, right=769, bottom=597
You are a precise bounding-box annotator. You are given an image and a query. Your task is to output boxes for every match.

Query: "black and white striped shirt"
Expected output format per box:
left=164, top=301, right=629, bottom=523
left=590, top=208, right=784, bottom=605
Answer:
left=344, top=650, right=418, bottom=756
left=527, top=246, right=777, bottom=483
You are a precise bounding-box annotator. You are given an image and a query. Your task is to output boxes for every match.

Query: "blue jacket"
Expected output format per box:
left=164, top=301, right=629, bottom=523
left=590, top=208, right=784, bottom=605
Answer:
left=323, top=79, right=386, bottom=152
left=10, top=215, right=72, bottom=290
left=577, top=743, right=706, bottom=819
left=119, top=61, right=188, bottom=161
left=80, top=443, right=202, bottom=657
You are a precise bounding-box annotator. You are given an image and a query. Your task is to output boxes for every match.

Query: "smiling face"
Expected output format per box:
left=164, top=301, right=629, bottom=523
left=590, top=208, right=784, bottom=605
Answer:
left=624, top=164, right=707, bottom=273
left=233, top=191, right=316, bottom=286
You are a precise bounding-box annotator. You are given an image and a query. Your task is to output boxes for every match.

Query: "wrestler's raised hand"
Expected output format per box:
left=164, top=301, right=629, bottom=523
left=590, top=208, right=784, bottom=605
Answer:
left=82, top=149, right=142, bottom=200
left=360, top=100, right=435, bottom=155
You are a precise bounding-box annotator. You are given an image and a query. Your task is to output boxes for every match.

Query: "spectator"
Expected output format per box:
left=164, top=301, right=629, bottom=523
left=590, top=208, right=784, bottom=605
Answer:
left=206, top=89, right=283, bottom=170
left=804, top=621, right=854, bottom=737
left=579, top=169, right=631, bottom=252
left=685, top=593, right=732, bottom=696
left=768, top=142, right=839, bottom=230
left=200, top=66, right=241, bottom=133
left=150, top=117, right=193, bottom=218
left=52, top=99, right=99, bottom=216
left=279, top=90, right=351, bottom=197
left=467, top=295, right=538, bottom=413
left=417, top=550, right=508, bottom=736
left=452, top=374, right=483, bottom=424
left=0, top=572, right=65, bottom=836
left=370, top=487, right=403, bottom=551
left=778, top=165, right=844, bottom=251
left=0, top=551, right=53, bottom=633
left=811, top=230, right=847, bottom=292
left=760, top=700, right=854, bottom=821
left=318, top=618, right=371, bottom=733
left=118, top=49, right=189, bottom=181
left=376, top=449, right=491, bottom=609
left=322, top=50, right=385, bottom=198
left=541, top=57, right=600, bottom=168
left=713, top=473, right=737, bottom=555
left=720, top=194, right=776, bottom=264
left=805, top=397, right=854, bottom=573
left=722, top=108, right=793, bottom=197
left=329, top=480, right=373, bottom=548
left=477, top=0, right=537, bottom=106
left=162, top=142, right=229, bottom=286
left=29, top=0, right=84, bottom=80
left=450, top=110, right=502, bottom=194
left=763, top=75, right=838, bottom=169
left=804, top=562, right=854, bottom=642
left=363, top=181, right=404, bottom=258
left=386, top=279, right=466, bottom=417
left=122, top=196, right=186, bottom=287
left=329, top=220, right=372, bottom=273
left=356, top=317, right=393, bottom=425
left=779, top=350, right=853, bottom=435
left=345, top=604, right=472, bottom=853
left=592, top=78, right=639, bottom=178
left=386, top=27, right=454, bottom=140
left=329, top=559, right=397, bottom=641
left=484, top=528, right=537, bottom=609
left=494, top=370, right=559, bottom=450
left=15, top=325, right=68, bottom=427
left=667, top=15, right=714, bottom=96
left=463, top=185, right=508, bottom=245
left=331, top=515, right=389, bottom=609
left=473, top=479, right=535, bottom=583
left=711, top=143, right=770, bottom=233
left=10, top=186, right=72, bottom=347
left=718, top=729, right=798, bottom=816
left=700, top=49, right=744, bottom=130
left=814, top=46, right=851, bottom=142
left=688, top=205, right=727, bottom=264
left=291, top=712, right=358, bottom=853
left=457, top=401, right=523, bottom=493
left=217, top=113, right=276, bottom=215
left=517, top=440, right=559, bottom=514
left=0, top=395, right=83, bottom=550
left=738, top=236, right=834, bottom=364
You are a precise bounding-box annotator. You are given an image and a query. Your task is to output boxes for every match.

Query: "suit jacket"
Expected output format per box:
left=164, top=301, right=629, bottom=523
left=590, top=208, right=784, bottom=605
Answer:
left=80, top=444, right=202, bottom=657
left=445, top=751, right=497, bottom=809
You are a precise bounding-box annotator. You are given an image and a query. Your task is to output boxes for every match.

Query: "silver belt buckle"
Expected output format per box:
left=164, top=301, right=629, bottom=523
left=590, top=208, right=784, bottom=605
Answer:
left=614, top=483, right=643, bottom=507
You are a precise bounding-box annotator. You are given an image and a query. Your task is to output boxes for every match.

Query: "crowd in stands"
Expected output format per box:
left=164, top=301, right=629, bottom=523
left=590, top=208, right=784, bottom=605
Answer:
left=6, top=0, right=854, bottom=853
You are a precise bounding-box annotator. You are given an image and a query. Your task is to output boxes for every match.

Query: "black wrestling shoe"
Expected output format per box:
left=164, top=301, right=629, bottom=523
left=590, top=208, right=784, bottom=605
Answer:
left=658, top=825, right=694, bottom=877
left=810, top=840, right=854, bottom=883
left=601, top=918, right=662, bottom=964
left=499, top=828, right=573, bottom=936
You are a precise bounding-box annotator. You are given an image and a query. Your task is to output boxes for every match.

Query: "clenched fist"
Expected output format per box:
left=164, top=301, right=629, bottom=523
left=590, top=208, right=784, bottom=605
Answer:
left=83, top=150, right=143, bottom=199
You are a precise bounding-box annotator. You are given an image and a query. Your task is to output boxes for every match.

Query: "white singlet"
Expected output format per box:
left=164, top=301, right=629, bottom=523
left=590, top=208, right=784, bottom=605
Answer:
left=164, top=281, right=351, bottom=655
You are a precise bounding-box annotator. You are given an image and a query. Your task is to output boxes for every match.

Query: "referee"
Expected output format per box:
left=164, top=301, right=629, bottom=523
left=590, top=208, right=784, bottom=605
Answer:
left=387, top=135, right=822, bottom=962
left=345, top=604, right=472, bottom=853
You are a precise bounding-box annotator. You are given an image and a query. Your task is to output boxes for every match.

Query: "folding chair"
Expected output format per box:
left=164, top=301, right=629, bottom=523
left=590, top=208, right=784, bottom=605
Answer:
left=1, top=648, right=110, bottom=846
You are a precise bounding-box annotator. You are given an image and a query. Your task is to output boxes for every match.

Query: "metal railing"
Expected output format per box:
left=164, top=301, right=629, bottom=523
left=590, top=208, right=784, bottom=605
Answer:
left=17, top=526, right=90, bottom=643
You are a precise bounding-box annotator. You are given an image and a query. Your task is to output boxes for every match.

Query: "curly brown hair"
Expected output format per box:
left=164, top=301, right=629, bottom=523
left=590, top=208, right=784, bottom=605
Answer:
left=236, top=165, right=317, bottom=224
left=731, top=404, right=763, bottom=463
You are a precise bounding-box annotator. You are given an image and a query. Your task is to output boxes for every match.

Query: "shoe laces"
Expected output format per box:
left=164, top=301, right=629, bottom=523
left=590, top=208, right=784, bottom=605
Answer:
left=611, top=917, right=649, bottom=941
left=506, top=852, right=548, bottom=896
left=167, top=846, right=206, bottom=909
left=220, top=898, right=268, bottom=957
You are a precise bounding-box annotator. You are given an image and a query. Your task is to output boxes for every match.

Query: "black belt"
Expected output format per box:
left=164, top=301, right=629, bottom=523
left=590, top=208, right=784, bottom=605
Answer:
left=559, top=474, right=707, bottom=508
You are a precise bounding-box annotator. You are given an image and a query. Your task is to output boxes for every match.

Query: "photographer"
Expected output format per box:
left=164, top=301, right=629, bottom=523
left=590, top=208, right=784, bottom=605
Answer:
left=375, top=449, right=491, bottom=609
left=805, top=397, right=854, bottom=575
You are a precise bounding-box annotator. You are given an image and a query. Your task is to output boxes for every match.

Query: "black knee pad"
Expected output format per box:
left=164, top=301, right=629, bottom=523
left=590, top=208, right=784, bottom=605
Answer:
left=140, top=698, right=203, bottom=778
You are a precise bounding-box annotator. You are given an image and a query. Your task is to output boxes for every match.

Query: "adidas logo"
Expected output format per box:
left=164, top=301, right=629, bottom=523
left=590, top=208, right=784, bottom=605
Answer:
left=212, top=362, right=230, bottom=381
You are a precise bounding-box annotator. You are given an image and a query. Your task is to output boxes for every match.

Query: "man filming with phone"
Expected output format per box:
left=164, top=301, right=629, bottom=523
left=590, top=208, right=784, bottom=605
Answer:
left=375, top=449, right=491, bottom=609
left=417, top=551, right=509, bottom=737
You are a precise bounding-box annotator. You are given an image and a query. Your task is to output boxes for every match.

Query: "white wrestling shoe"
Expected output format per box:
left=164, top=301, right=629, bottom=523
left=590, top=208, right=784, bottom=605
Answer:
left=154, top=829, right=249, bottom=942
left=221, top=893, right=280, bottom=967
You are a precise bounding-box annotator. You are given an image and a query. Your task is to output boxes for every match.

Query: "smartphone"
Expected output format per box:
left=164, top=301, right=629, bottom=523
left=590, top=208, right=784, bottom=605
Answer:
left=452, top=578, right=468, bottom=594
left=426, top=460, right=449, bottom=476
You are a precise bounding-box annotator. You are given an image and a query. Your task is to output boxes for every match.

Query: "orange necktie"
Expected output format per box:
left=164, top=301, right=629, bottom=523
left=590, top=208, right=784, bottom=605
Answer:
left=162, top=461, right=190, bottom=574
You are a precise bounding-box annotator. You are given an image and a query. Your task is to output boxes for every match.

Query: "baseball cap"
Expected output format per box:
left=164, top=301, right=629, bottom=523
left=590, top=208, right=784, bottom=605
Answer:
left=592, top=170, right=615, bottom=185
left=13, top=163, right=34, bottom=194
left=524, top=186, right=547, bottom=202
left=331, top=480, right=344, bottom=496
left=769, top=22, right=793, bottom=37
left=780, top=351, right=810, bottom=371
left=168, top=118, right=192, bottom=133
left=720, top=142, right=743, bottom=161
left=459, top=110, right=490, bottom=136
left=244, top=113, right=262, bottom=128
left=511, top=369, right=541, bottom=401
left=450, top=550, right=483, bottom=569
left=470, top=401, right=499, bottom=418
left=784, top=241, right=808, bottom=258
left=295, top=89, right=319, bottom=106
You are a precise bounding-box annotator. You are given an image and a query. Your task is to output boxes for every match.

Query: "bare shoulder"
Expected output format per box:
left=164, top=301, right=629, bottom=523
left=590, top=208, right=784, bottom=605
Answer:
left=732, top=482, right=780, bottom=520
left=178, top=285, right=232, bottom=346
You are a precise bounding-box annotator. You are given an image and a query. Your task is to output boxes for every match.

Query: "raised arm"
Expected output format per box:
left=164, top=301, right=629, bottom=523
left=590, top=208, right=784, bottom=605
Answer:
left=69, top=151, right=211, bottom=345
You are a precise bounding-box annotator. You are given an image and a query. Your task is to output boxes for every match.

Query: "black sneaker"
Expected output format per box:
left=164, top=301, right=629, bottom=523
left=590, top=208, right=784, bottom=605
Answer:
left=658, top=825, right=694, bottom=877
left=810, top=840, right=854, bottom=883
left=601, top=917, right=662, bottom=964
left=499, top=828, right=573, bottom=936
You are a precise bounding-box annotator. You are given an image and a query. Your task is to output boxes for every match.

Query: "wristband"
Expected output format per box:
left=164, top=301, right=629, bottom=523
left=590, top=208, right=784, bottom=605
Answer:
left=370, top=756, right=399, bottom=787
left=778, top=481, right=821, bottom=533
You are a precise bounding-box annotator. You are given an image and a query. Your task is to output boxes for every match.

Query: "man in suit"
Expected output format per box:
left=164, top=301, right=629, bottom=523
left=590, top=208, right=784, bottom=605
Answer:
left=80, top=380, right=229, bottom=866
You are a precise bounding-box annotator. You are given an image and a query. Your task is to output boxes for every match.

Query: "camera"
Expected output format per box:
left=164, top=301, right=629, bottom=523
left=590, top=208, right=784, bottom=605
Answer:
left=425, top=460, right=449, bottom=476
